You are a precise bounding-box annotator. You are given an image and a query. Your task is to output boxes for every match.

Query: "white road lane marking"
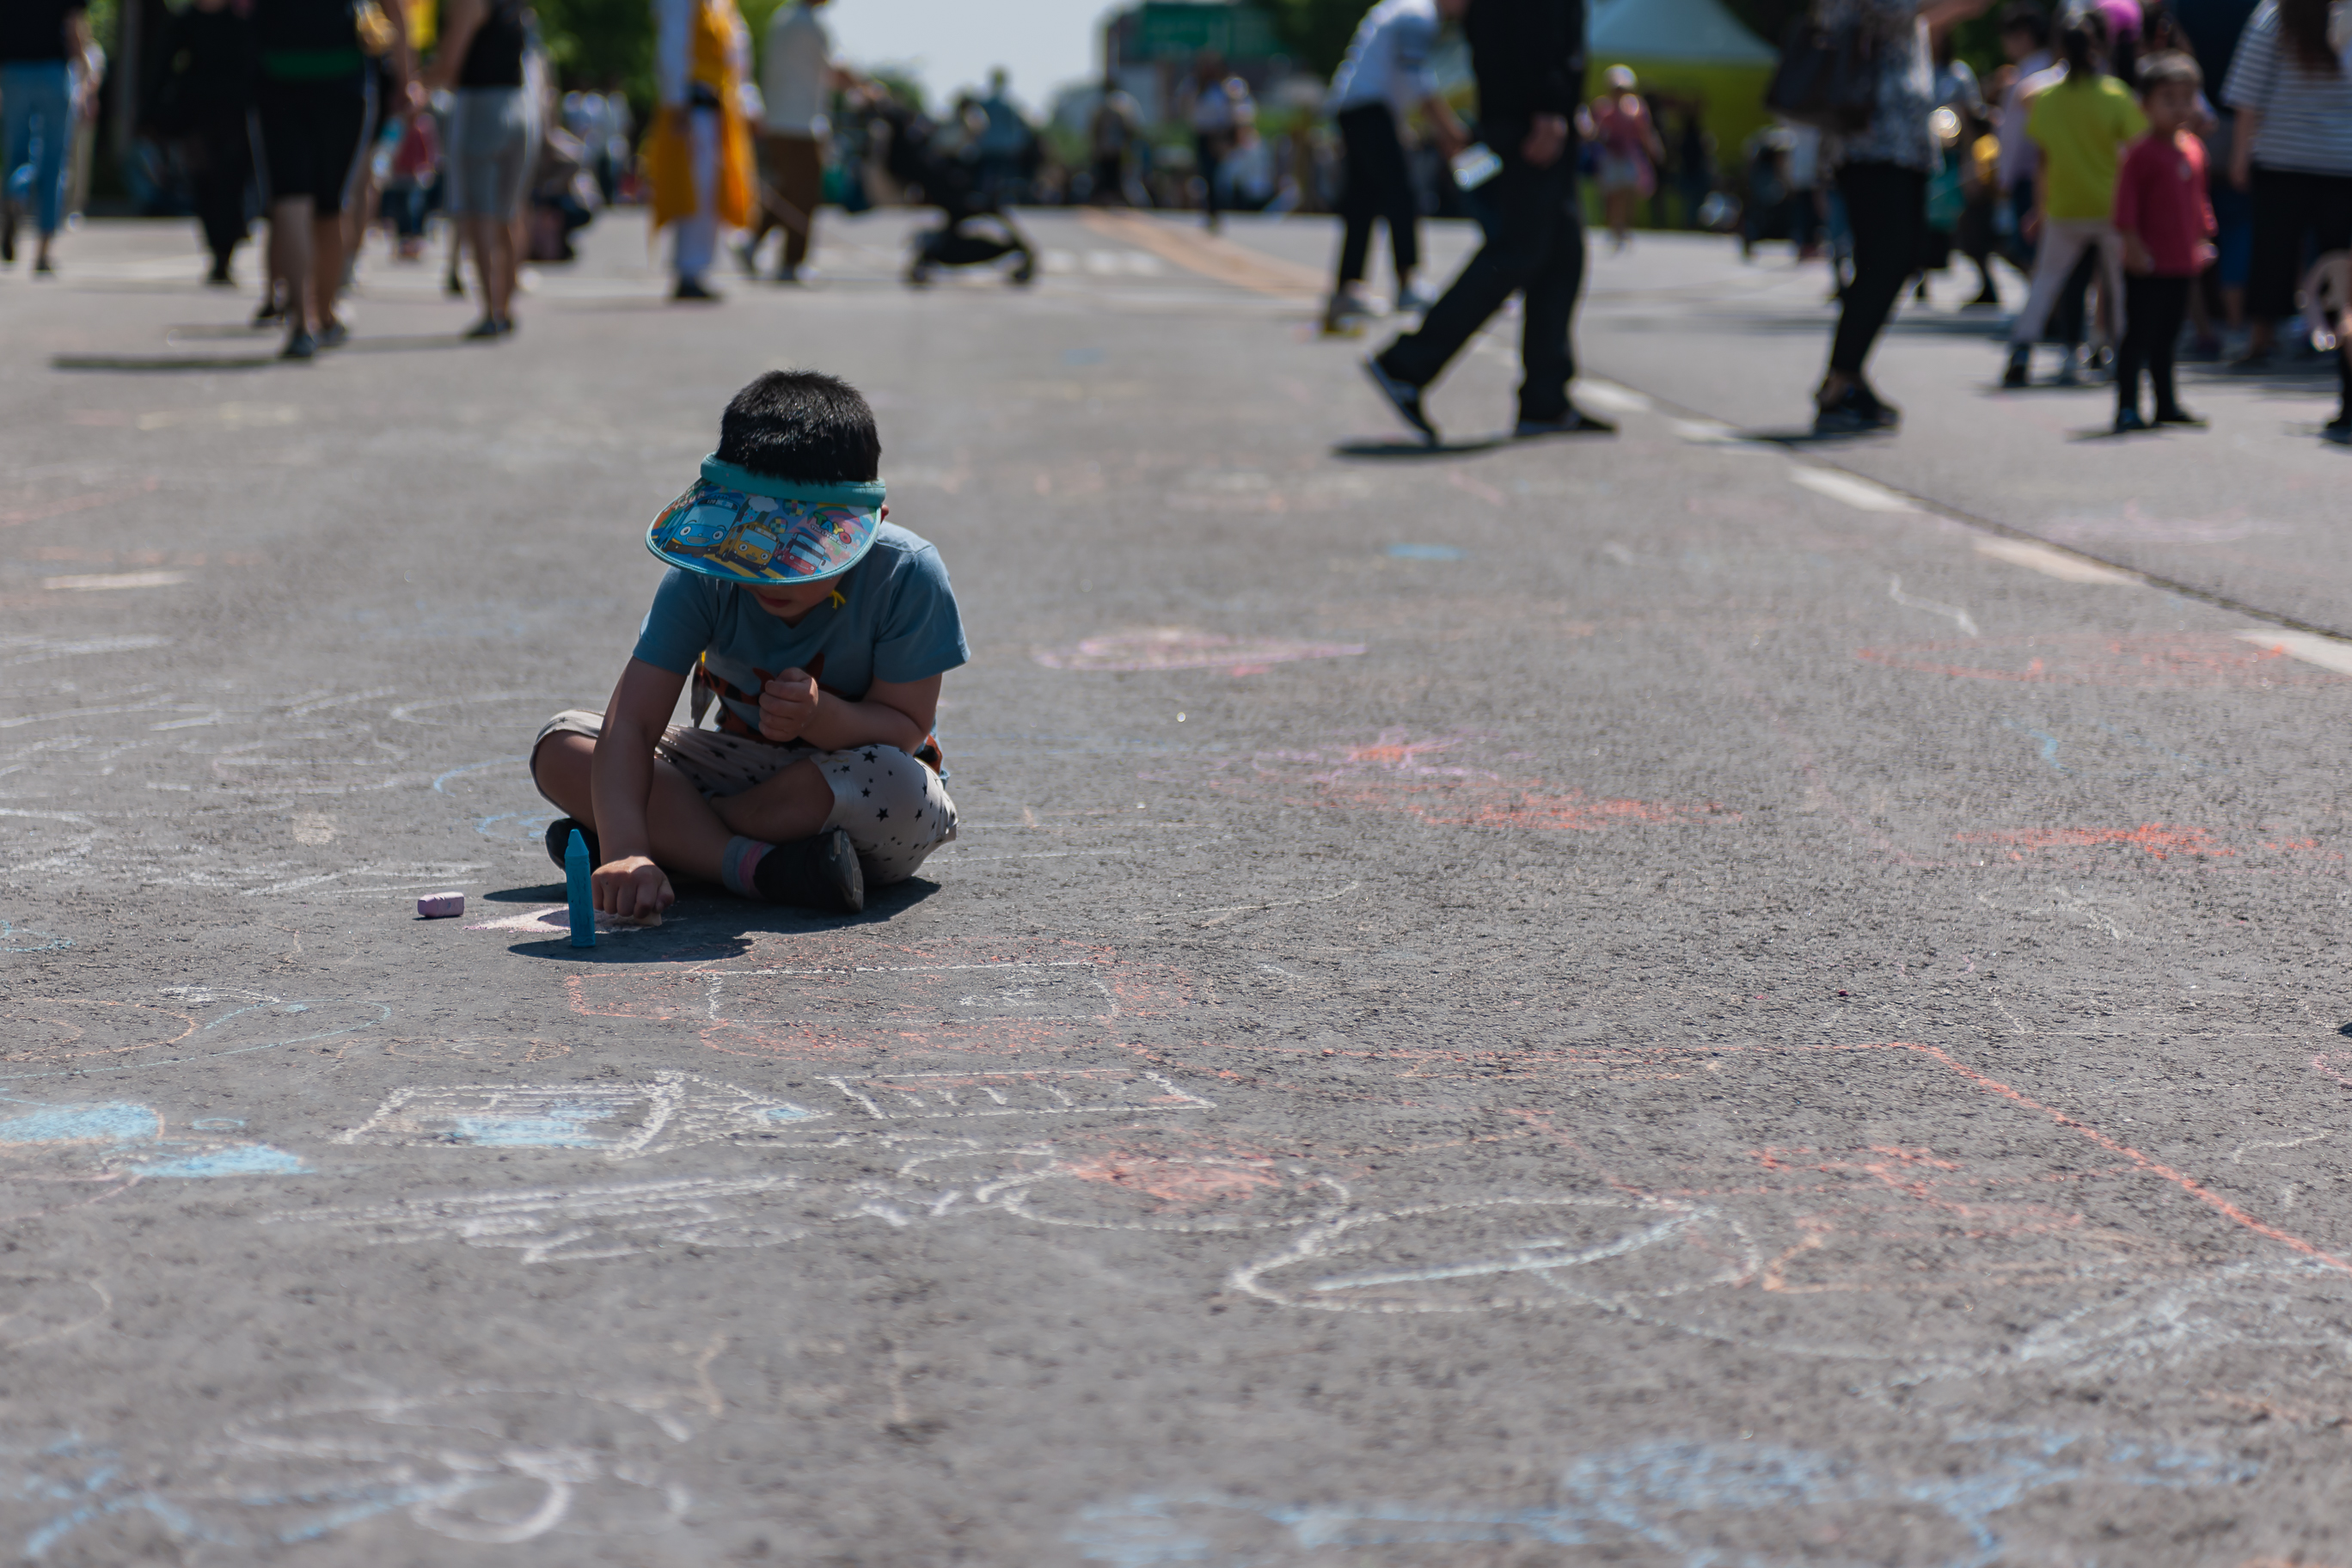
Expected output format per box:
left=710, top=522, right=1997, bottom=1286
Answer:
left=1975, top=539, right=2143, bottom=585
left=41, top=571, right=190, bottom=591
left=2234, top=629, right=2352, bottom=676
left=1790, top=466, right=1918, bottom=512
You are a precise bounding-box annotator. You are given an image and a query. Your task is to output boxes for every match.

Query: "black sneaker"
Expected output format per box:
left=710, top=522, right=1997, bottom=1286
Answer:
left=2000, top=352, right=2030, bottom=389
left=2153, top=406, right=2208, bottom=427
left=752, top=825, right=865, bottom=913
left=280, top=329, right=317, bottom=361
left=2324, top=413, right=2352, bottom=445
left=463, top=316, right=504, bottom=340
left=1362, top=354, right=1437, bottom=445
left=673, top=276, right=722, bottom=302
left=545, top=818, right=601, bottom=872
left=1812, top=386, right=1890, bottom=437
left=2113, top=407, right=2150, bottom=434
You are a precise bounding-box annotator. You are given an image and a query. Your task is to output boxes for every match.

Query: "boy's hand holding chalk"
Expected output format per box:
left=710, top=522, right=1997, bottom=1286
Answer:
left=592, top=854, right=675, bottom=921
left=757, top=667, right=819, bottom=742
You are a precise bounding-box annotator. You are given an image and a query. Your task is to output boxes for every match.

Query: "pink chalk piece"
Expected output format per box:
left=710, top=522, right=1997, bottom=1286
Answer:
left=417, top=892, right=466, bottom=919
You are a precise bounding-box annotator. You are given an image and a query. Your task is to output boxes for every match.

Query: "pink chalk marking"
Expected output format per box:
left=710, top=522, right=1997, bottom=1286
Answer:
left=417, top=892, right=465, bottom=919
left=1032, top=628, right=1366, bottom=675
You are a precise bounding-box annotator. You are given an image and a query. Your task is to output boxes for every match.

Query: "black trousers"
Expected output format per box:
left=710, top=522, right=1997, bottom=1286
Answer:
left=1194, top=131, right=1228, bottom=221
left=183, top=100, right=254, bottom=268
left=1829, top=162, right=1926, bottom=377
left=2117, top=273, right=2191, bottom=416
left=2247, top=164, right=2352, bottom=322
left=1377, top=154, right=1585, bottom=423
left=1335, top=102, right=1418, bottom=287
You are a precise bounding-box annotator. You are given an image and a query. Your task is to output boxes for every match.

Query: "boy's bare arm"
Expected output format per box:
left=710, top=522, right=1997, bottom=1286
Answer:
left=758, top=672, right=941, bottom=753
left=591, top=658, right=689, bottom=913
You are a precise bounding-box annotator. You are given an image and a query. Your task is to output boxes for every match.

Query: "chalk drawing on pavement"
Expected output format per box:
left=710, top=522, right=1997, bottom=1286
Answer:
left=862, top=1134, right=1347, bottom=1232
left=3, top=1387, right=690, bottom=1556
left=264, top=1175, right=806, bottom=1263
left=0, top=1094, right=308, bottom=1179
left=824, top=1069, right=1213, bottom=1120
left=1067, top=1428, right=2257, bottom=1568
left=0, top=918, right=70, bottom=952
left=1032, top=628, right=1366, bottom=676
left=0, top=1277, right=112, bottom=1351
left=466, top=905, right=676, bottom=938
left=0, top=990, right=387, bottom=1081
left=1231, top=1042, right=2352, bottom=1378
left=1142, top=728, right=1737, bottom=833
left=334, top=1070, right=824, bottom=1158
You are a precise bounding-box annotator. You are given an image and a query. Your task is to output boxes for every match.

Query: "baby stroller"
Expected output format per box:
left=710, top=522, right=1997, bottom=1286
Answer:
left=873, top=103, right=1037, bottom=288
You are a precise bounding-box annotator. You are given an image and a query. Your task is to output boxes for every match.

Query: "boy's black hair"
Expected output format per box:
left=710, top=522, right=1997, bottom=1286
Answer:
left=716, top=371, right=881, bottom=483
left=2135, top=49, right=2202, bottom=92
left=1999, top=2, right=2049, bottom=45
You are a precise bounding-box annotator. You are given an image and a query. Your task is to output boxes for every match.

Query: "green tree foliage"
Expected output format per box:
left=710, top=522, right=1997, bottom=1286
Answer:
left=536, top=0, right=656, bottom=100
left=1262, top=0, right=1363, bottom=78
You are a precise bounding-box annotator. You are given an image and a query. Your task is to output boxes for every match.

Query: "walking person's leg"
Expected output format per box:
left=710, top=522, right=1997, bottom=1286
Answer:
left=1379, top=111, right=1423, bottom=306
left=2, top=64, right=73, bottom=271
left=2144, top=276, right=2195, bottom=421
left=2005, top=219, right=2098, bottom=382
left=674, top=107, right=720, bottom=296
left=1820, top=162, right=1925, bottom=426
left=1330, top=106, right=1382, bottom=321
left=1196, top=132, right=1222, bottom=230
left=2242, top=166, right=2305, bottom=364
left=309, top=77, right=374, bottom=343
left=2116, top=272, right=2155, bottom=426
left=775, top=134, right=822, bottom=276
left=1369, top=157, right=1553, bottom=440
left=1515, top=166, right=1608, bottom=433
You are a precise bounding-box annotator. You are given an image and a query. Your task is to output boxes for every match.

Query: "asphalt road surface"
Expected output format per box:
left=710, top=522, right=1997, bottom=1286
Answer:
left=4, top=204, right=2352, bottom=1565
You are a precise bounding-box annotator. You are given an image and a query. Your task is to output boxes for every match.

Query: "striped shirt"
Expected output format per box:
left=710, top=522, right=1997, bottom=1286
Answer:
left=2221, top=0, right=2352, bottom=176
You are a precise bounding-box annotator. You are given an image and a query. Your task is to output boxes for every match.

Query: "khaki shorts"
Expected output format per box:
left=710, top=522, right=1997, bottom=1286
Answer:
left=532, top=708, right=958, bottom=885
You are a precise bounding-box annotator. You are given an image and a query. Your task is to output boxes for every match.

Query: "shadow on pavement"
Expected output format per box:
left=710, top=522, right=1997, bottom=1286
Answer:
left=1332, top=438, right=1503, bottom=459
left=52, top=352, right=279, bottom=371
left=501, top=877, right=943, bottom=962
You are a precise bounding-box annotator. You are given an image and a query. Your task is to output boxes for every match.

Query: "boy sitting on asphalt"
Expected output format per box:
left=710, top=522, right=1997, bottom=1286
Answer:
left=530, top=370, right=966, bottom=918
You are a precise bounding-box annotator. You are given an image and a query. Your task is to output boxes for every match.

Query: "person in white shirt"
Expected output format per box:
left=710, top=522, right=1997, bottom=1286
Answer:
left=744, top=0, right=844, bottom=281
left=1323, top=0, right=1469, bottom=330
left=1176, top=50, right=1252, bottom=230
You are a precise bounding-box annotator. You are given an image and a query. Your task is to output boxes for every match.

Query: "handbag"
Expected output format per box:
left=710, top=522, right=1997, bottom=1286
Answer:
left=1765, top=16, right=1880, bottom=133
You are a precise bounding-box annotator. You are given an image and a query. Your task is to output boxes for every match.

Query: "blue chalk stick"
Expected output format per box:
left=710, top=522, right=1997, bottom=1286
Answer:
left=565, top=828, right=596, bottom=948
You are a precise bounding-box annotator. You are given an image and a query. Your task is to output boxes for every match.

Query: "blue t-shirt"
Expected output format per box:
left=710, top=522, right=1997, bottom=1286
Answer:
left=632, top=522, right=968, bottom=738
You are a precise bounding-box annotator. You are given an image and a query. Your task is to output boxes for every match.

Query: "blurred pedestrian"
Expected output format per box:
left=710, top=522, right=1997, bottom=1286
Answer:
left=1589, top=64, right=1662, bottom=250
left=973, top=68, right=1032, bottom=205
left=1322, top=0, right=1470, bottom=333
left=1362, top=0, right=1615, bottom=444
left=2001, top=9, right=2141, bottom=389
left=1178, top=50, right=1246, bottom=231
left=1994, top=1, right=2055, bottom=276
left=1087, top=76, right=1142, bottom=205
left=746, top=0, right=835, bottom=281
left=648, top=0, right=754, bottom=300
left=0, top=0, right=93, bottom=273
left=2112, top=50, right=2217, bottom=428
left=430, top=0, right=532, bottom=335
left=1808, top=0, right=1993, bottom=435
left=154, top=0, right=256, bottom=285
left=2220, top=0, right=2352, bottom=422
left=252, top=0, right=412, bottom=357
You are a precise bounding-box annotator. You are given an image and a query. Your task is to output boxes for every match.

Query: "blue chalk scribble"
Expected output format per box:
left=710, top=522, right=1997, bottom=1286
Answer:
left=126, top=1146, right=309, bottom=1179
left=438, top=1104, right=613, bottom=1148
left=1069, top=1429, right=2259, bottom=1568
left=0, top=1105, right=159, bottom=1145
left=1386, top=543, right=1466, bottom=562
left=0, top=920, right=72, bottom=954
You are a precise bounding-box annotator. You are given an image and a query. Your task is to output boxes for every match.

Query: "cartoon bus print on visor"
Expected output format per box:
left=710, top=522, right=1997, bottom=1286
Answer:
left=649, top=481, right=878, bottom=585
